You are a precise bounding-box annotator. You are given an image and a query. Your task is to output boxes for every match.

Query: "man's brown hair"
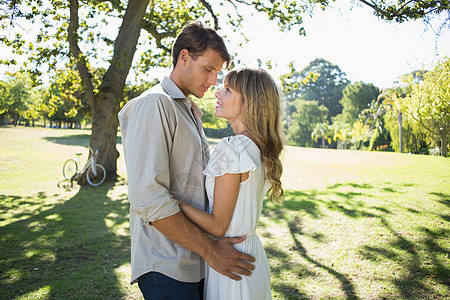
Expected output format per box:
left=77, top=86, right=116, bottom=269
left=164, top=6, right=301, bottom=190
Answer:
left=172, top=21, right=231, bottom=69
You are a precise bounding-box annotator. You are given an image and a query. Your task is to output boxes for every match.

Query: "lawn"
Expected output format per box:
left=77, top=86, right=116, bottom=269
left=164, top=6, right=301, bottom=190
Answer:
left=0, top=126, right=449, bottom=299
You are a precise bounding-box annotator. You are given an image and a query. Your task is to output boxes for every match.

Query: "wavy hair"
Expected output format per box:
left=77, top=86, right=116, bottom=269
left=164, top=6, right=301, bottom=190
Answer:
left=225, top=68, right=285, bottom=204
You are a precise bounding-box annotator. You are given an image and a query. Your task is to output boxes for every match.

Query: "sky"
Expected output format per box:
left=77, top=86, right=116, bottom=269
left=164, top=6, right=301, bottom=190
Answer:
left=212, top=2, right=450, bottom=89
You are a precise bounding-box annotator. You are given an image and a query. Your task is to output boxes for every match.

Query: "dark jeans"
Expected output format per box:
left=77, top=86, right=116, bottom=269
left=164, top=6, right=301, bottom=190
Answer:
left=138, top=271, right=204, bottom=300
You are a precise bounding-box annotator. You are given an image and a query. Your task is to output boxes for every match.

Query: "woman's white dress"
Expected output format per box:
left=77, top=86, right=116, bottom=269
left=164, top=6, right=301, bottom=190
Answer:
left=203, top=135, right=271, bottom=300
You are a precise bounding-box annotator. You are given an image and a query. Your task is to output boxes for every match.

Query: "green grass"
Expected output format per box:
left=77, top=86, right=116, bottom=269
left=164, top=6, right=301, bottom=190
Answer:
left=0, top=126, right=449, bottom=299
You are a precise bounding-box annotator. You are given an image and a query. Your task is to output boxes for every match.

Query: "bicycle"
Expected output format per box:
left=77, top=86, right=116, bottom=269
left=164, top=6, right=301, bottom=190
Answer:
left=63, top=146, right=107, bottom=186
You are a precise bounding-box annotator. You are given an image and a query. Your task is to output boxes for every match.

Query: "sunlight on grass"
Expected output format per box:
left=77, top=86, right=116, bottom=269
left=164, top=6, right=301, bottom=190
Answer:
left=114, top=263, right=142, bottom=299
left=4, top=269, right=22, bottom=284
left=17, top=285, right=51, bottom=300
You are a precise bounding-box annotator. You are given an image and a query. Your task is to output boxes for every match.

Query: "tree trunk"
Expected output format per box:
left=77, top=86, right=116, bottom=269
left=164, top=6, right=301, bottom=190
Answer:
left=441, top=133, right=448, bottom=157
left=89, top=92, right=121, bottom=180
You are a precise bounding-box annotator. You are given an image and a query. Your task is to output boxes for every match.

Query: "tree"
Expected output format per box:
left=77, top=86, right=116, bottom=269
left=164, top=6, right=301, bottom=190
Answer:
left=22, top=87, right=43, bottom=126
left=0, top=80, right=10, bottom=124
left=0, top=73, right=33, bottom=126
left=332, top=122, right=353, bottom=149
left=356, top=0, right=450, bottom=25
left=378, top=83, right=410, bottom=153
left=339, top=81, right=380, bottom=125
left=281, top=58, right=350, bottom=120
left=1, top=0, right=322, bottom=181
left=383, top=108, right=428, bottom=153
left=311, top=122, right=331, bottom=148
left=43, top=66, right=90, bottom=128
left=351, top=120, right=373, bottom=150
left=401, top=57, right=450, bottom=157
left=357, top=99, right=392, bottom=151
left=287, top=100, right=328, bottom=147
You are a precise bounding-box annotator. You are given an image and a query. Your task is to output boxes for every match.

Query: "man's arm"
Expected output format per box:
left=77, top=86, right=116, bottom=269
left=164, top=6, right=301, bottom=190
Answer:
left=152, top=211, right=255, bottom=281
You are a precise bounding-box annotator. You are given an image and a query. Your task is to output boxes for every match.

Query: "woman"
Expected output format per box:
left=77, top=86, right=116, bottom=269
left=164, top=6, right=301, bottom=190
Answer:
left=180, top=68, right=284, bottom=299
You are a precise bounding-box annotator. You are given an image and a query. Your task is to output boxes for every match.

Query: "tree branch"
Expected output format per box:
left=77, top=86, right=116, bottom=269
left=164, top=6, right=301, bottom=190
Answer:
left=357, top=0, right=386, bottom=16
left=68, top=0, right=95, bottom=105
left=141, top=21, right=171, bottom=53
left=101, top=0, right=150, bottom=96
left=96, top=0, right=125, bottom=11
left=199, top=0, right=219, bottom=30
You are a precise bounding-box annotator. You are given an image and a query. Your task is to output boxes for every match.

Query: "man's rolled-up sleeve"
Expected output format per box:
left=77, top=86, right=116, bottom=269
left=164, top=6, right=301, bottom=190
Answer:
left=120, top=95, right=180, bottom=224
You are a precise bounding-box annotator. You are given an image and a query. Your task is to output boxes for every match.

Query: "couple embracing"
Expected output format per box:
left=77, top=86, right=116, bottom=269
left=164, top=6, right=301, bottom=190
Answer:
left=119, top=20, right=284, bottom=300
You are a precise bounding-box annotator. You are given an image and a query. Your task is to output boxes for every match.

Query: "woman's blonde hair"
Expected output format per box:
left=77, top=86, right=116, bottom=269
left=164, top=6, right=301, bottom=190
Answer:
left=225, top=68, right=285, bottom=204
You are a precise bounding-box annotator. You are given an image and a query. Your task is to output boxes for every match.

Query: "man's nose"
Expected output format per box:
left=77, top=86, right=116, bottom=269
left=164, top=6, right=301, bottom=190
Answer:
left=208, top=72, right=217, bottom=85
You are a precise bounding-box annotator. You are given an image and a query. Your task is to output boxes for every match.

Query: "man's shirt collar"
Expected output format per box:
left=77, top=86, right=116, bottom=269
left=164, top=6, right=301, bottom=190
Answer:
left=162, top=76, right=186, bottom=100
left=161, top=76, right=204, bottom=119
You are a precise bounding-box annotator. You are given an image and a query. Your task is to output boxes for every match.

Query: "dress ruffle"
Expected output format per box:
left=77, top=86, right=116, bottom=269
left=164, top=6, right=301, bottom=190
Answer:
left=204, top=135, right=258, bottom=177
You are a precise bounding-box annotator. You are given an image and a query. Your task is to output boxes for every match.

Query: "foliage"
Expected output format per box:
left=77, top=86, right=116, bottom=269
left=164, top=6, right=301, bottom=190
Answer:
left=331, top=121, right=352, bottom=149
left=383, top=108, right=428, bottom=153
left=339, top=81, right=380, bottom=125
left=400, top=57, right=450, bottom=157
left=287, top=99, right=328, bottom=147
left=357, top=99, right=392, bottom=151
left=350, top=119, right=374, bottom=150
left=0, top=73, right=34, bottom=125
left=0, top=80, right=10, bottom=116
left=280, top=58, right=349, bottom=120
left=42, top=66, right=89, bottom=127
left=0, top=0, right=321, bottom=82
left=22, top=87, right=44, bottom=126
left=355, top=0, right=450, bottom=25
left=311, top=122, right=332, bottom=148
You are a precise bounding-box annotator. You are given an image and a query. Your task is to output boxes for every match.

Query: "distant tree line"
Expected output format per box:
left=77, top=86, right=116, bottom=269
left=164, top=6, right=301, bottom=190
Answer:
left=275, top=57, right=449, bottom=157
left=201, top=57, right=449, bottom=157
left=1, top=57, right=448, bottom=156
left=0, top=64, right=159, bottom=129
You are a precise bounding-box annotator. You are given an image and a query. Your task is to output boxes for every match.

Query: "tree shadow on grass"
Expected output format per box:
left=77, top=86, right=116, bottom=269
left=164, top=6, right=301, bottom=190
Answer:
left=431, top=192, right=450, bottom=222
left=262, top=181, right=447, bottom=299
left=431, top=192, right=450, bottom=207
left=360, top=216, right=450, bottom=299
left=265, top=243, right=313, bottom=299
left=43, top=134, right=91, bottom=147
left=0, top=183, right=132, bottom=299
left=287, top=216, right=358, bottom=300
left=43, top=134, right=123, bottom=146
left=262, top=189, right=359, bottom=299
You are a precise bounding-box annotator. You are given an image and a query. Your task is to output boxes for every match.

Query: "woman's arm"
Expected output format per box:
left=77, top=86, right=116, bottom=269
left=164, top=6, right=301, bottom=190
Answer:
left=180, top=172, right=247, bottom=238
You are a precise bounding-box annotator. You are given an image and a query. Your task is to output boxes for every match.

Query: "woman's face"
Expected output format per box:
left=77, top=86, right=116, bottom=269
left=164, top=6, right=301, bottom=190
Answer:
left=214, top=84, right=243, bottom=122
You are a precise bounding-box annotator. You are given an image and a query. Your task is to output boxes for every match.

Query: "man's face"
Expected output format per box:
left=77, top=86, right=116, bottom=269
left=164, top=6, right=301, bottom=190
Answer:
left=178, top=48, right=225, bottom=98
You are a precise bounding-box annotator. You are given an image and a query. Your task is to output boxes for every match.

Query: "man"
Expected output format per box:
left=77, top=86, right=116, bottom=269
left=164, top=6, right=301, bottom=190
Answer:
left=118, top=21, right=255, bottom=300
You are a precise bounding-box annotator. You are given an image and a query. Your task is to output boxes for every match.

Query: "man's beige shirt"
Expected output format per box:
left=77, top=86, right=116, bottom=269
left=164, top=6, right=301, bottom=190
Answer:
left=118, top=76, right=209, bottom=284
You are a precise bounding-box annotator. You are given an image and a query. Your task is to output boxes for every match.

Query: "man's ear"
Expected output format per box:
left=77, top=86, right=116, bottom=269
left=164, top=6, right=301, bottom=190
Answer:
left=179, top=49, right=190, bottom=66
